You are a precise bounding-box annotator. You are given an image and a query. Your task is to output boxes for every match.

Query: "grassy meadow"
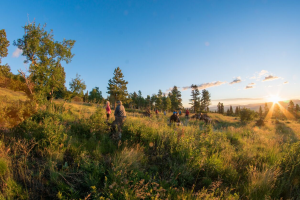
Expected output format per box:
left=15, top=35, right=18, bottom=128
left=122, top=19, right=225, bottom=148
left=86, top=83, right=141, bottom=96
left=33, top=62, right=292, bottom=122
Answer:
left=1, top=89, right=300, bottom=199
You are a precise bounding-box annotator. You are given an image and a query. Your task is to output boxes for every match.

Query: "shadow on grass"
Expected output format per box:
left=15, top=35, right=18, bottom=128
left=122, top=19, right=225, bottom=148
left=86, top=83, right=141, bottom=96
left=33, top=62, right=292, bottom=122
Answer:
left=275, top=122, right=298, bottom=143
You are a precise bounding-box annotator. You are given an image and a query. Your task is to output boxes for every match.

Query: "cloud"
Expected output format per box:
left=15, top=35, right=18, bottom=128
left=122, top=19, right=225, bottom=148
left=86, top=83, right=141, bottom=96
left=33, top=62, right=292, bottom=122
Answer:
left=250, top=70, right=268, bottom=80
left=165, top=87, right=173, bottom=93
left=263, top=75, right=280, bottom=82
left=259, top=70, right=268, bottom=76
left=283, top=81, right=289, bottom=84
left=182, top=81, right=226, bottom=91
left=245, top=85, right=254, bottom=89
left=12, top=48, right=23, bottom=58
left=229, top=77, right=242, bottom=85
left=204, top=41, right=210, bottom=46
left=248, top=83, right=256, bottom=85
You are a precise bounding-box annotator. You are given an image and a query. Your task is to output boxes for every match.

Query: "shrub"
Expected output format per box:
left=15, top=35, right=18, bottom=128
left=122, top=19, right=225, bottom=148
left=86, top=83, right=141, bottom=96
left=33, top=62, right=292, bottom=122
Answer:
left=240, top=108, right=255, bottom=122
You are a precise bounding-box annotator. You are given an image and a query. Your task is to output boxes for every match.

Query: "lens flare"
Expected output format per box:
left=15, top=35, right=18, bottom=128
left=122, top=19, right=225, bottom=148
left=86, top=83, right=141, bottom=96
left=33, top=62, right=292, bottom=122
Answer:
left=267, top=95, right=281, bottom=103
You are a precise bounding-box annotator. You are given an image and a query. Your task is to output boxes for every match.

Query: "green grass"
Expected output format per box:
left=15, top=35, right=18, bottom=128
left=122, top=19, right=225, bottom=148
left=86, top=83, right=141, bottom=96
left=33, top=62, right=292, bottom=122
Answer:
left=1, top=88, right=300, bottom=199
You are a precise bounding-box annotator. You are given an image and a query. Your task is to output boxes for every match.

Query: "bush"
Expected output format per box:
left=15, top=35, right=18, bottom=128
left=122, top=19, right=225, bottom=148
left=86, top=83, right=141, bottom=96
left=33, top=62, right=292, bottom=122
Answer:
left=240, top=108, right=255, bottom=122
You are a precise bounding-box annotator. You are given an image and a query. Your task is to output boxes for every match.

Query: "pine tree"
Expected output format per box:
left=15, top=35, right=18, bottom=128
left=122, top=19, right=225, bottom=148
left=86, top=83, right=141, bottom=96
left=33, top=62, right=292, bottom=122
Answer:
left=89, top=87, right=103, bottom=104
left=189, top=84, right=200, bottom=113
left=288, top=100, right=295, bottom=113
left=295, top=104, right=300, bottom=113
left=259, top=105, right=263, bottom=118
left=229, top=105, right=233, bottom=116
left=170, top=86, right=182, bottom=110
left=227, top=108, right=230, bottom=115
left=163, top=97, right=172, bottom=112
left=221, top=103, right=225, bottom=114
left=235, top=106, right=239, bottom=116
left=137, top=90, right=143, bottom=109
left=217, top=102, right=221, bottom=113
left=264, top=103, right=269, bottom=116
left=156, top=89, right=163, bottom=110
left=200, top=89, right=211, bottom=112
left=107, top=67, right=129, bottom=109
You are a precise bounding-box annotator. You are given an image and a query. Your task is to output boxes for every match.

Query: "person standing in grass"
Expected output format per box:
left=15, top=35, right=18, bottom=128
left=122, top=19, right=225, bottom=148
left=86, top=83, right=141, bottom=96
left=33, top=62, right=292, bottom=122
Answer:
left=164, top=110, right=166, bottom=116
left=185, top=109, right=190, bottom=119
left=105, top=101, right=111, bottom=121
left=114, top=100, right=126, bottom=139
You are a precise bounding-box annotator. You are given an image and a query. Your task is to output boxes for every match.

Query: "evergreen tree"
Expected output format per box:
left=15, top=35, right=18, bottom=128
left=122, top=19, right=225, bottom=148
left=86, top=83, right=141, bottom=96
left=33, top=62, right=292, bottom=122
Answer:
left=145, top=95, right=151, bottom=108
left=156, top=89, right=163, bottom=110
left=107, top=67, right=129, bottom=109
left=288, top=100, right=295, bottom=113
left=296, top=104, right=300, bottom=113
left=170, top=86, right=182, bottom=110
left=69, top=74, right=86, bottom=95
left=264, top=103, right=269, bottom=116
left=164, top=97, right=172, bottom=112
left=189, top=84, right=200, bottom=113
left=229, top=105, right=233, bottom=116
left=235, top=106, right=240, bottom=116
left=14, top=23, right=75, bottom=101
left=217, top=102, right=221, bottom=113
left=137, top=90, right=143, bottom=109
left=227, top=108, right=230, bottom=115
left=89, top=87, right=103, bottom=104
left=221, top=103, right=224, bottom=114
left=0, top=29, right=10, bottom=65
left=259, top=105, right=263, bottom=118
left=200, top=89, right=211, bottom=112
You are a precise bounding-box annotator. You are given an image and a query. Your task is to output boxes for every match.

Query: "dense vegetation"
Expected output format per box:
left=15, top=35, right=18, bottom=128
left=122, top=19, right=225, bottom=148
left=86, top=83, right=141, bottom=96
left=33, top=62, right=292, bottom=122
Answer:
left=1, top=23, right=300, bottom=199
left=1, top=89, right=300, bottom=199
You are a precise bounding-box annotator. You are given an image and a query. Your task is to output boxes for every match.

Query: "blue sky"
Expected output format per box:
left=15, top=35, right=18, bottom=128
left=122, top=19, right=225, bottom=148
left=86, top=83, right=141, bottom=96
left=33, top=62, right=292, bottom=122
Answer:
left=1, top=0, right=300, bottom=107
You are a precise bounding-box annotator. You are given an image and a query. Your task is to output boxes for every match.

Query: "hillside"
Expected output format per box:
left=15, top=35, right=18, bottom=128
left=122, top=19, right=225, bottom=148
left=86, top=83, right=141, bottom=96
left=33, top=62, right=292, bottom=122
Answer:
left=1, top=88, right=300, bottom=199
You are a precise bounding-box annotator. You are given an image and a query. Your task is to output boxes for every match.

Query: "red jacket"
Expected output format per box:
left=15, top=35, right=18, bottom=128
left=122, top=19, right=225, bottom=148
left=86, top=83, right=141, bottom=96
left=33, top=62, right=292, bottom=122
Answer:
left=185, top=110, right=190, bottom=115
left=106, top=105, right=111, bottom=114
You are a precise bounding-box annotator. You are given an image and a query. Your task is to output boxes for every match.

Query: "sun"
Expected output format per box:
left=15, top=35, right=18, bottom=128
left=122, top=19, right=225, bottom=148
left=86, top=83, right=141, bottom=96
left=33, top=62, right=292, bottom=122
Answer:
left=267, top=95, right=281, bottom=103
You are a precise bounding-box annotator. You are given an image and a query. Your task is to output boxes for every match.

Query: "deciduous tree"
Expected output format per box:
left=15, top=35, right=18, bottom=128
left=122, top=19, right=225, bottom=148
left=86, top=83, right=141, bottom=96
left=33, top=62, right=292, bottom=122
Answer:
left=14, top=23, right=75, bottom=101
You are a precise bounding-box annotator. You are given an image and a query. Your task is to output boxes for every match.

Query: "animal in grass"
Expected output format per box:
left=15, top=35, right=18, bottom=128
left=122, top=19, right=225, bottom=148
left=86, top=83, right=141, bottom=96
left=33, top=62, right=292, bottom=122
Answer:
left=191, top=113, right=212, bottom=124
left=143, top=107, right=152, bottom=117
left=170, top=111, right=181, bottom=126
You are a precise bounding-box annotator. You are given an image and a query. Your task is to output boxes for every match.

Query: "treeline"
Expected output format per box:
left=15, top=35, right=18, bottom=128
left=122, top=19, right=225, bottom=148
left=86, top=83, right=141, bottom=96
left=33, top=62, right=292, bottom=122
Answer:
left=0, top=25, right=185, bottom=111
left=215, top=101, right=300, bottom=121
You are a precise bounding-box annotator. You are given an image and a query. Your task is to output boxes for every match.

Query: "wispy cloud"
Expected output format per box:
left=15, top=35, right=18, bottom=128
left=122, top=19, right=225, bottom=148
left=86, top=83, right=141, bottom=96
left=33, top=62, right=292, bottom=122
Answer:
left=182, top=81, right=226, bottom=91
left=245, top=85, right=254, bottom=89
left=259, top=70, right=268, bottom=76
left=283, top=81, right=289, bottom=84
left=250, top=70, right=268, bottom=80
left=248, top=83, right=256, bottom=85
left=165, top=87, right=173, bottom=93
left=263, top=75, right=280, bottom=82
left=229, top=77, right=242, bottom=85
left=12, top=48, right=23, bottom=58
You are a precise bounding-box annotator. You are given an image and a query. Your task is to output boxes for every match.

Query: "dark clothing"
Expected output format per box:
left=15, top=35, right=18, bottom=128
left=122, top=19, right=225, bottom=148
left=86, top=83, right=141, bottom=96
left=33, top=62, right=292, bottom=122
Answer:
left=170, top=114, right=180, bottom=123
left=106, top=113, right=110, bottom=120
left=114, top=105, right=126, bottom=117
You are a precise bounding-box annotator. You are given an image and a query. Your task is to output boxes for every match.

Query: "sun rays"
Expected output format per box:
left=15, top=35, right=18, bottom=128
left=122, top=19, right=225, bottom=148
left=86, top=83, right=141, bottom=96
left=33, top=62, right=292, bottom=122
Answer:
left=264, top=95, right=295, bottom=120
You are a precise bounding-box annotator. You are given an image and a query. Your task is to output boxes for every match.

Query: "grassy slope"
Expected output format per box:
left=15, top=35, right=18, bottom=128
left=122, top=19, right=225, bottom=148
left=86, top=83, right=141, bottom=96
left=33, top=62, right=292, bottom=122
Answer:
left=1, top=88, right=300, bottom=199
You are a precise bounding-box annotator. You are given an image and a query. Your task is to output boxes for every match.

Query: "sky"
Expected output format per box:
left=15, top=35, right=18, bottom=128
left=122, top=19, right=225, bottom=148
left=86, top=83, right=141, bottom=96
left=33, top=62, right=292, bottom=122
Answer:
left=1, top=0, right=300, bottom=107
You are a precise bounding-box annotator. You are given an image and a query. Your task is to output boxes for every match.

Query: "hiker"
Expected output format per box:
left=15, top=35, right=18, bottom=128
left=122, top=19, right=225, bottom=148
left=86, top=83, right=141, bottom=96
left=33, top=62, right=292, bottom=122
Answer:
left=155, top=109, right=159, bottom=115
left=114, top=100, right=126, bottom=139
left=170, top=111, right=180, bottom=124
left=185, top=109, right=190, bottom=119
left=179, top=109, right=182, bottom=115
left=164, top=110, right=166, bottom=116
left=105, top=101, right=111, bottom=121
